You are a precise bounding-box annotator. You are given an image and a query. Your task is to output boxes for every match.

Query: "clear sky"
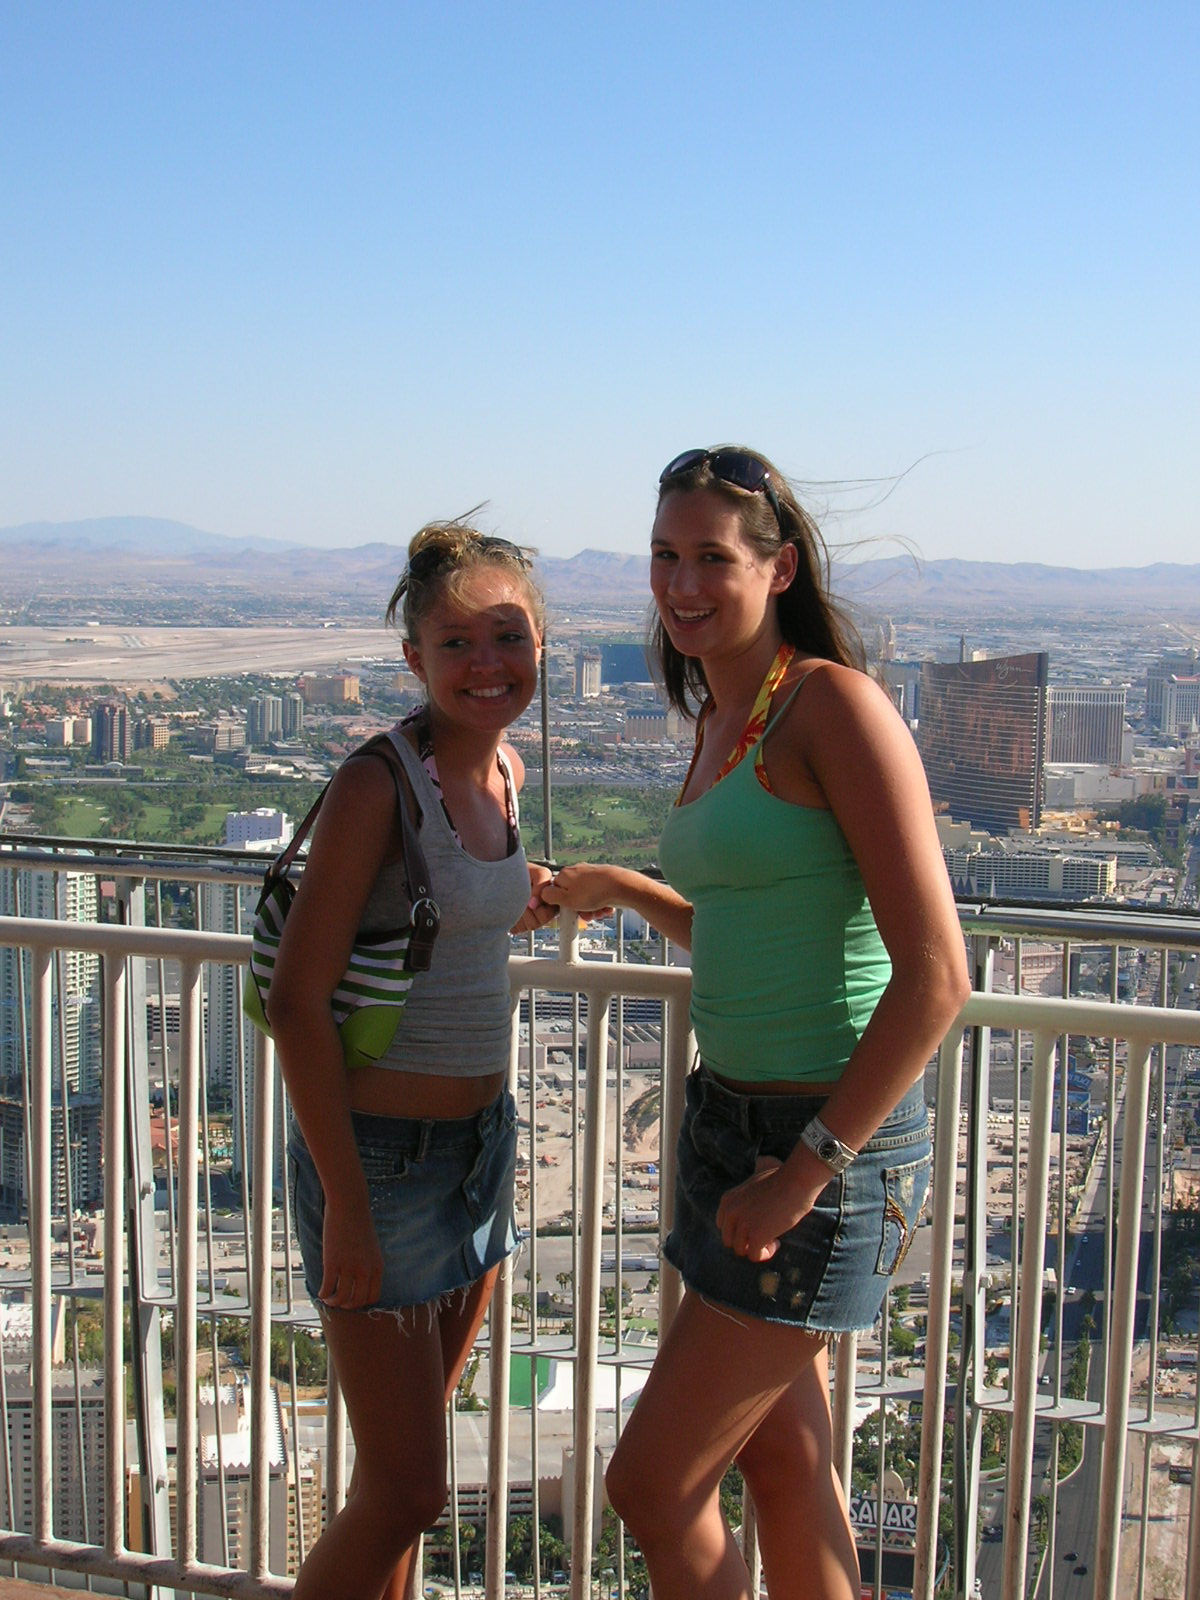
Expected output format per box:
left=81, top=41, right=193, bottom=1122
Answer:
left=2, top=3, right=1197, bottom=568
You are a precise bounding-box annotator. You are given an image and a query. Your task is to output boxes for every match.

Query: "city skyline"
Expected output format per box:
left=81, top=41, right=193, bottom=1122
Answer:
left=2, top=6, right=1198, bottom=570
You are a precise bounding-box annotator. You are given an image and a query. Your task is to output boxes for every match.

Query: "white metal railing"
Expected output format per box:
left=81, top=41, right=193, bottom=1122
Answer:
left=0, top=886, right=1199, bottom=1600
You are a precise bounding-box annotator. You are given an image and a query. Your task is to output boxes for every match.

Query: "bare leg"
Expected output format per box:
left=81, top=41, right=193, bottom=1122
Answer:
left=380, top=1269, right=498, bottom=1600
left=735, top=1347, right=859, bottom=1600
left=605, top=1291, right=830, bottom=1600
left=292, top=1268, right=498, bottom=1600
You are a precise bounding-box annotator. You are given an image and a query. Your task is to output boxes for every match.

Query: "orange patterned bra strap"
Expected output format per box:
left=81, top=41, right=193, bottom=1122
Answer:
left=712, top=641, right=796, bottom=783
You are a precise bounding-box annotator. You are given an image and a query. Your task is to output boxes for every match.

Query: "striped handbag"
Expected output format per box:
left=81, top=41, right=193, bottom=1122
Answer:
left=242, top=735, right=440, bottom=1068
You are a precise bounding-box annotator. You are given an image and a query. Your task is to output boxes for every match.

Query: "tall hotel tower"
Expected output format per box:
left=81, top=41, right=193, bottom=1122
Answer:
left=918, top=652, right=1049, bottom=833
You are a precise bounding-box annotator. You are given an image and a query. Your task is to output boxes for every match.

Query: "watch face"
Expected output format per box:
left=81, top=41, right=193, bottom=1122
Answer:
left=818, top=1138, right=839, bottom=1163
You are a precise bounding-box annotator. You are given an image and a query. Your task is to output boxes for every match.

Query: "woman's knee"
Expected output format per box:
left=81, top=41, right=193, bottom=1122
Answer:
left=736, top=1414, right=827, bottom=1501
left=605, top=1438, right=659, bottom=1536
left=356, top=1469, right=449, bottom=1541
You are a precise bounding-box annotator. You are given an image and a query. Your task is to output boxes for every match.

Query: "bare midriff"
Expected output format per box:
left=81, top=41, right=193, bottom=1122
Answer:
left=346, top=1066, right=507, bottom=1120
left=707, top=1067, right=842, bottom=1097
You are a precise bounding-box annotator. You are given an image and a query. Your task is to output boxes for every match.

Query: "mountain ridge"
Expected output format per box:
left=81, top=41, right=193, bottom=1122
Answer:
left=2, top=518, right=1199, bottom=612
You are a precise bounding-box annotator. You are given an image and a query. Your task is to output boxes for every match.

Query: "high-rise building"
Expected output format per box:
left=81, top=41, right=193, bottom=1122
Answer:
left=1046, top=685, right=1126, bottom=765
left=1160, top=676, right=1200, bottom=740
left=90, top=699, right=131, bottom=763
left=0, top=1367, right=107, bottom=1543
left=0, top=861, right=101, bottom=1090
left=1146, top=648, right=1199, bottom=730
left=247, top=694, right=284, bottom=747
left=0, top=1091, right=103, bottom=1216
left=917, top=652, right=1049, bottom=833
left=943, top=844, right=1116, bottom=901
left=599, top=642, right=651, bottom=687
left=282, top=691, right=305, bottom=737
left=223, top=808, right=291, bottom=850
left=297, top=673, right=360, bottom=705
left=573, top=652, right=602, bottom=698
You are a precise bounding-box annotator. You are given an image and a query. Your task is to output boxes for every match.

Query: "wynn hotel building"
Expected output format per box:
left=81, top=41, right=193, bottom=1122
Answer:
left=917, top=651, right=1049, bottom=834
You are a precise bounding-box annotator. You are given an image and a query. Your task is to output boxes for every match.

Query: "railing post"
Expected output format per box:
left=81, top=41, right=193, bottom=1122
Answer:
left=248, top=1028, right=276, bottom=1578
left=175, top=958, right=203, bottom=1571
left=1095, top=1034, right=1155, bottom=1600
left=570, top=937, right=611, bottom=1600
left=1003, top=1025, right=1057, bottom=1600
left=112, top=875, right=175, bottom=1597
left=30, top=944, right=53, bottom=1545
left=102, top=954, right=128, bottom=1562
left=915, top=1024, right=965, bottom=1600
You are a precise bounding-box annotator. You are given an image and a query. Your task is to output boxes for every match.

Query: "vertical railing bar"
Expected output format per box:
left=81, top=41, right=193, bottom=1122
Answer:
left=1003, top=1024, right=1056, bottom=1600
left=175, top=957, right=202, bottom=1568
left=207, top=1311, right=232, bottom=1570
left=1011, top=936, right=1024, bottom=1400
left=249, top=1027, right=276, bottom=1578
left=483, top=979, right=520, bottom=1600
left=17, top=875, right=36, bottom=1279
left=447, top=1393, right=461, bottom=1596
left=1103, top=942, right=1119, bottom=1366
left=152, top=883, right=178, bottom=1293
left=30, top=944, right=54, bottom=1544
left=0, top=1338, right=14, bottom=1576
left=568, top=914, right=610, bottom=1600
left=831, top=1332, right=856, bottom=1493
left=525, top=969, right=543, bottom=1596
left=1185, top=1386, right=1200, bottom=1600
left=103, top=953, right=128, bottom=1559
left=327, top=1359, right=347, bottom=1517
left=959, top=933, right=993, bottom=1600
left=1135, top=950, right=1173, bottom=1600
left=284, top=1324, right=308, bottom=1573
left=656, top=986, right=689, bottom=1337
left=914, top=1026, right=965, bottom=1600
left=1095, top=1032, right=1155, bottom=1600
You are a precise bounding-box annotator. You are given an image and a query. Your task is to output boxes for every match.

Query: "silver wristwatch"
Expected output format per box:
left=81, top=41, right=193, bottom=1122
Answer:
left=800, top=1114, right=857, bottom=1175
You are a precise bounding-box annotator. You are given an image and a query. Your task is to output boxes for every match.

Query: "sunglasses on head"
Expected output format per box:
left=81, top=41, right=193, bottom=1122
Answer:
left=659, top=448, right=783, bottom=530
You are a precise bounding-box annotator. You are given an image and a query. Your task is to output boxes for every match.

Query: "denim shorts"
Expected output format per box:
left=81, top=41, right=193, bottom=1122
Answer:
left=663, top=1066, right=931, bottom=1332
left=288, top=1090, right=521, bottom=1312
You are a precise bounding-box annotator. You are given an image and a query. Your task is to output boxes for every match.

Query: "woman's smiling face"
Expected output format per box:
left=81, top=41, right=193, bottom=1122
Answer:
left=402, top=568, right=541, bottom=729
left=649, top=488, right=795, bottom=665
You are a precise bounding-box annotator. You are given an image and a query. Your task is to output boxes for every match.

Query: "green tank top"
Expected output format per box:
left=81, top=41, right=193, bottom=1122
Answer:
left=658, top=685, right=891, bottom=1084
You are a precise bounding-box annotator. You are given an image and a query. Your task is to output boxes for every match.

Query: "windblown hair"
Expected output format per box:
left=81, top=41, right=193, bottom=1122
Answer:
left=649, top=447, right=865, bottom=717
left=386, top=514, right=544, bottom=640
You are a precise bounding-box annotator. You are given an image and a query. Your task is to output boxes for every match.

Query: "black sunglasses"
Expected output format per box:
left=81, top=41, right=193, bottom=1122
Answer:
left=659, top=448, right=783, bottom=529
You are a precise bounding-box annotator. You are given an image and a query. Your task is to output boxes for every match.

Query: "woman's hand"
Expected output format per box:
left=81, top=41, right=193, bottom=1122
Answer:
left=512, top=863, right=558, bottom=932
left=318, top=1197, right=384, bottom=1312
left=716, top=1157, right=824, bottom=1263
left=539, top=864, right=618, bottom=920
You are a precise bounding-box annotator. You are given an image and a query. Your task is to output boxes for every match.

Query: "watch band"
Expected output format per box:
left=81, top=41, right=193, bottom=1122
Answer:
left=800, top=1113, right=857, bottom=1175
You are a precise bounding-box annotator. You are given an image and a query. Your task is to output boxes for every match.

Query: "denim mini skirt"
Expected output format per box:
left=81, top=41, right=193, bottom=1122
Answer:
left=288, top=1089, right=521, bottom=1312
left=664, top=1066, right=931, bottom=1332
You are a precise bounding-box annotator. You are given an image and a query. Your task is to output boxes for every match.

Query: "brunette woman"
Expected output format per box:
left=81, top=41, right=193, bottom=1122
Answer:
left=542, top=448, right=968, bottom=1600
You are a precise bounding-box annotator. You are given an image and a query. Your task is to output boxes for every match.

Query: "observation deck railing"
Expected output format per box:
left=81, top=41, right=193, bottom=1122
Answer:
left=0, top=840, right=1199, bottom=1600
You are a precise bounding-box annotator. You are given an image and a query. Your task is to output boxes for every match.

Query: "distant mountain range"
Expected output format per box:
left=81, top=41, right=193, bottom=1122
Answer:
left=2, top=516, right=1199, bottom=615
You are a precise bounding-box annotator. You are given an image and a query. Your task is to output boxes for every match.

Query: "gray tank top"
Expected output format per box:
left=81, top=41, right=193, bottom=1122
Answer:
left=357, top=730, right=530, bottom=1077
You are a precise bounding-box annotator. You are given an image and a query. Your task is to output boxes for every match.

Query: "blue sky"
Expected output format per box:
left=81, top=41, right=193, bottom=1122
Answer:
left=2, top=3, right=1197, bottom=567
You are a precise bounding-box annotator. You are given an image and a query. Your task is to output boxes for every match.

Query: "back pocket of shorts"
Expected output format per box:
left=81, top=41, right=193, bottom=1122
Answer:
left=876, top=1155, right=930, bottom=1276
